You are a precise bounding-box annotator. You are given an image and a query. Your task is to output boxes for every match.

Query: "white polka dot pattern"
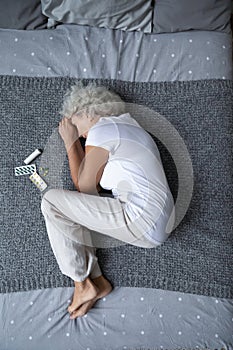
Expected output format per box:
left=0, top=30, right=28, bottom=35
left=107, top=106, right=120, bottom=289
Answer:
left=0, top=26, right=230, bottom=81
left=2, top=286, right=232, bottom=349
left=0, top=24, right=232, bottom=350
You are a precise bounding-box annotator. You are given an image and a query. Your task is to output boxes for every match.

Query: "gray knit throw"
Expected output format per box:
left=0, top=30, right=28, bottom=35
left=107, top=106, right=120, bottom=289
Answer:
left=0, top=75, right=232, bottom=298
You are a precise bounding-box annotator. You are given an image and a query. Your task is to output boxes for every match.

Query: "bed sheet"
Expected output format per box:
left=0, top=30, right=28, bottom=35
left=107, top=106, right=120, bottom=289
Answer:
left=0, top=24, right=232, bottom=350
left=0, top=24, right=232, bottom=81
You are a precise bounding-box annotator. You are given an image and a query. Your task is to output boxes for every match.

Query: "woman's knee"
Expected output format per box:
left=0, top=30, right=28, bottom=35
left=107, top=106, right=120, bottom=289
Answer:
left=41, top=195, right=50, bottom=215
left=41, top=189, right=57, bottom=213
left=42, top=188, right=60, bottom=202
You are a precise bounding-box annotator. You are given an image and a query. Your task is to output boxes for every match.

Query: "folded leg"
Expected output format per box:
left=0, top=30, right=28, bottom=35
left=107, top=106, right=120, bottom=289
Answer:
left=41, top=193, right=102, bottom=282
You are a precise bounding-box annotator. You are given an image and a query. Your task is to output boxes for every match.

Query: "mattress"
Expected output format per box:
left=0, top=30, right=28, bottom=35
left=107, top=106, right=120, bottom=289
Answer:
left=0, top=23, right=232, bottom=350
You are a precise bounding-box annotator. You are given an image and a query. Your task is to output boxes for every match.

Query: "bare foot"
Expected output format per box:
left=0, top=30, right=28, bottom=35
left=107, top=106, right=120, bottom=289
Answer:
left=92, top=275, right=113, bottom=299
left=67, top=277, right=99, bottom=315
left=69, top=275, right=113, bottom=319
left=69, top=298, right=97, bottom=319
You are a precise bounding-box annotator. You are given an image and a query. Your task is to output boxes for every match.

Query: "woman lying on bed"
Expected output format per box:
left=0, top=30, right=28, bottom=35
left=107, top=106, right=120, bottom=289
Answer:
left=41, top=83, right=175, bottom=320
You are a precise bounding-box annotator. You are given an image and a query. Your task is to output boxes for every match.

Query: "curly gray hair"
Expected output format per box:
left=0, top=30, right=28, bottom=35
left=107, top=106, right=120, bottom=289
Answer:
left=60, top=81, right=125, bottom=120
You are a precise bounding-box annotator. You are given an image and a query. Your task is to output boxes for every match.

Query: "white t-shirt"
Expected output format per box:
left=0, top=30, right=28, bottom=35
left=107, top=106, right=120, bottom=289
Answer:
left=85, top=112, right=175, bottom=244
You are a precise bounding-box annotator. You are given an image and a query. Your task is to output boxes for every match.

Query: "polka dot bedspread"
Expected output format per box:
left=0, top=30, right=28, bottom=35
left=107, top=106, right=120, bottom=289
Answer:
left=0, top=24, right=232, bottom=350
left=0, top=24, right=232, bottom=81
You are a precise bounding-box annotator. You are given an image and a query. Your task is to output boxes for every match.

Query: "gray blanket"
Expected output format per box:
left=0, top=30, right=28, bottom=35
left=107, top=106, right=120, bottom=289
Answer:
left=0, top=75, right=232, bottom=298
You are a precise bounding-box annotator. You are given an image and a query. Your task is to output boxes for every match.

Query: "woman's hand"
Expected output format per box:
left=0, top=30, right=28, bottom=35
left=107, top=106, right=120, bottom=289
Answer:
left=58, top=117, right=79, bottom=152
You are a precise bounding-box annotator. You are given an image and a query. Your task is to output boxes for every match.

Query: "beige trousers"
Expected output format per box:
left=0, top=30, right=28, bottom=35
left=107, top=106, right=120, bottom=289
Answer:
left=41, top=189, right=160, bottom=282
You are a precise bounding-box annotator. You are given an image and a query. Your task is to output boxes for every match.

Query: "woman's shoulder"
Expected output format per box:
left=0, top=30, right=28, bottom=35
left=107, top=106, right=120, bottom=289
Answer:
left=89, top=113, right=142, bottom=138
left=98, top=113, right=131, bottom=122
left=90, top=113, right=131, bottom=130
left=103, top=113, right=141, bottom=128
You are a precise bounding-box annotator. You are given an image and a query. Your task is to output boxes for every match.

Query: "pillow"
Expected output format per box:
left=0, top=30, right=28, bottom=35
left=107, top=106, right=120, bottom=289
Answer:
left=0, top=0, right=47, bottom=29
left=153, top=0, right=232, bottom=34
left=41, top=0, right=153, bottom=33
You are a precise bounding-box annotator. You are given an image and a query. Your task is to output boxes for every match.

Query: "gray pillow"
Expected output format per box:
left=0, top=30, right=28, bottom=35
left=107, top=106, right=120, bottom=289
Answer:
left=153, top=0, right=232, bottom=34
left=0, top=0, right=47, bottom=29
left=41, top=0, right=153, bottom=33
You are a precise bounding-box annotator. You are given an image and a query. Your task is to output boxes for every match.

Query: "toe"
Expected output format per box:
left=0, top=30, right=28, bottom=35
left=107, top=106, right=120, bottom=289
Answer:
left=69, top=299, right=97, bottom=320
left=68, top=304, right=80, bottom=314
left=70, top=307, right=87, bottom=319
left=69, top=311, right=83, bottom=320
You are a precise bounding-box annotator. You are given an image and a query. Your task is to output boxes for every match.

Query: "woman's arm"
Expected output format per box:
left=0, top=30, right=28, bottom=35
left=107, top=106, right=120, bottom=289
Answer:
left=77, top=145, right=109, bottom=195
left=58, top=117, right=107, bottom=194
left=66, top=139, right=85, bottom=192
left=58, top=117, right=87, bottom=192
left=67, top=141, right=104, bottom=194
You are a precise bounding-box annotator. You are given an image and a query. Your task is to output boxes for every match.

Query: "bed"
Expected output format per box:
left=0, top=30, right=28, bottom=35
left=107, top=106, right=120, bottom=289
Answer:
left=0, top=1, right=232, bottom=350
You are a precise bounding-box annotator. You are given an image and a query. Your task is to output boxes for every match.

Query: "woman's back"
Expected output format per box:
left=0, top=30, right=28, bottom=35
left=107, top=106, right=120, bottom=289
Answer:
left=85, top=113, right=175, bottom=243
